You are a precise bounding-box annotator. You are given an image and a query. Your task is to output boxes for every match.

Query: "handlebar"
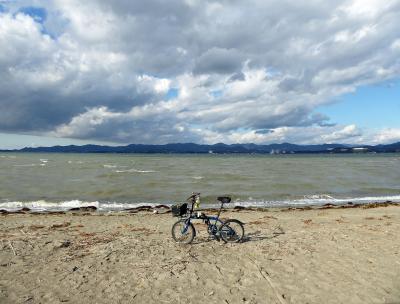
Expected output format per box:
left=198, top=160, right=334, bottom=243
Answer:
left=186, top=192, right=200, bottom=201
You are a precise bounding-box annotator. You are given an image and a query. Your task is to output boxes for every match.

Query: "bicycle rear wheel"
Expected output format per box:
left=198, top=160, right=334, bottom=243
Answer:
left=219, top=219, right=244, bottom=243
left=171, top=219, right=195, bottom=244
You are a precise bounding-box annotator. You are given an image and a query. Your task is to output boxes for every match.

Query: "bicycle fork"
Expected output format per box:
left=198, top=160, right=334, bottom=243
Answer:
left=181, top=219, right=191, bottom=234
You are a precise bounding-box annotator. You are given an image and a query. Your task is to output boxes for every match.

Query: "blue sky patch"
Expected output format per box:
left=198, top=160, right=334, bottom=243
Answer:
left=0, top=4, right=5, bottom=13
left=19, top=6, right=47, bottom=23
left=319, top=79, right=400, bottom=129
left=166, top=88, right=179, bottom=100
left=210, top=90, right=223, bottom=98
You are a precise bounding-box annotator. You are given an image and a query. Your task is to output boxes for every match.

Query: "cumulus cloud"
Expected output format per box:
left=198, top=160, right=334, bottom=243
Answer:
left=0, top=0, right=399, bottom=144
left=368, top=128, right=400, bottom=144
left=192, top=124, right=364, bottom=145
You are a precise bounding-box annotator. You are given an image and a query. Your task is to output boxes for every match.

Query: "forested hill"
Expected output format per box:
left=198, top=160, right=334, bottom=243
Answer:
left=2, top=142, right=400, bottom=154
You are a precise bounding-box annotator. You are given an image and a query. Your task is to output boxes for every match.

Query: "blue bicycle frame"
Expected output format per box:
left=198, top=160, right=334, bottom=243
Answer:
left=182, top=199, right=227, bottom=236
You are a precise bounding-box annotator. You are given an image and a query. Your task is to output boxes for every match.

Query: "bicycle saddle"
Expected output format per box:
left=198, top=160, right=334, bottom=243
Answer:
left=217, top=196, right=231, bottom=204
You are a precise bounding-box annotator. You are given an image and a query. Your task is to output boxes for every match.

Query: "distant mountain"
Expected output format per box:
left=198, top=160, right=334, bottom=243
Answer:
left=1, top=142, right=400, bottom=154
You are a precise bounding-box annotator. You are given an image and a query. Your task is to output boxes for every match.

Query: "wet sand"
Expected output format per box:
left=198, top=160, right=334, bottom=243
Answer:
left=1, top=205, right=400, bottom=304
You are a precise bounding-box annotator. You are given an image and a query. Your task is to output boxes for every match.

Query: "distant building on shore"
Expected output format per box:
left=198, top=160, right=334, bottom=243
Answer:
left=352, top=147, right=369, bottom=153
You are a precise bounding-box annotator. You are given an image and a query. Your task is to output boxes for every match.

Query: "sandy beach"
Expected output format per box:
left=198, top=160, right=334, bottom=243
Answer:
left=1, top=204, right=400, bottom=304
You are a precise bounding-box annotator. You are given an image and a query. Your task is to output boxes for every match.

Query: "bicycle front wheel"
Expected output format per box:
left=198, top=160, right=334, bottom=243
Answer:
left=219, top=219, right=244, bottom=243
left=171, top=219, right=195, bottom=244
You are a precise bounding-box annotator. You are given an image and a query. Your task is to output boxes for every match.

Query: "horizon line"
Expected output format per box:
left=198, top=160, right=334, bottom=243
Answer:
left=1, top=141, right=400, bottom=151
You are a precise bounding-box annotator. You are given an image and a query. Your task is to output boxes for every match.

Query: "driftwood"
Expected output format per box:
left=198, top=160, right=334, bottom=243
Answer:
left=8, top=241, right=16, bottom=255
left=362, top=201, right=398, bottom=209
left=1, top=201, right=398, bottom=216
left=154, top=204, right=170, bottom=209
left=124, top=206, right=153, bottom=213
left=51, top=222, right=71, bottom=229
left=69, top=206, right=97, bottom=212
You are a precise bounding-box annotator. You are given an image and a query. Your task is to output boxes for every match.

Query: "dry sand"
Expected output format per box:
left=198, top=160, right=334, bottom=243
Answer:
left=1, top=205, right=400, bottom=304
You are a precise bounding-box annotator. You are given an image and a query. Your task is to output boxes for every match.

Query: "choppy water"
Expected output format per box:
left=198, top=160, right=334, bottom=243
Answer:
left=1, top=153, right=400, bottom=211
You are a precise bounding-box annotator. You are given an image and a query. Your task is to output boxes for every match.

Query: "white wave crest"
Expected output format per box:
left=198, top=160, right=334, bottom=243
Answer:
left=0, top=200, right=169, bottom=212
left=0, top=200, right=100, bottom=212
left=67, top=160, right=84, bottom=164
left=230, top=195, right=400, bottom=208
left=302, top=194, right=334, bottom=200
left=103, top=164, right=117, bottom=168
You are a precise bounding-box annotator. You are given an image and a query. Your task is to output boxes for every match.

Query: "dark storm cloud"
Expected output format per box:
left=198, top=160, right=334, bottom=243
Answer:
left=193, top=48, right=243, bottom=75
left=255, top=129, right=274, bottom=134
left=228, top=72, right=245, bottom=82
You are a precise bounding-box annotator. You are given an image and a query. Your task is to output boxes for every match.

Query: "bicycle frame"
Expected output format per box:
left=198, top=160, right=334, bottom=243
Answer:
left=183, top=196, right=227, bottom=236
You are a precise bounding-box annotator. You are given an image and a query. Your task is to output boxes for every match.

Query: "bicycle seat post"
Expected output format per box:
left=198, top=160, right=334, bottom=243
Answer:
left=217, top=201, right=224, bottom=218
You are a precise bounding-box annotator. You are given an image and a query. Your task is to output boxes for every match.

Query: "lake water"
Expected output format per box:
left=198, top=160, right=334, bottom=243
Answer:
left=1, top=153, right=400, bottom=211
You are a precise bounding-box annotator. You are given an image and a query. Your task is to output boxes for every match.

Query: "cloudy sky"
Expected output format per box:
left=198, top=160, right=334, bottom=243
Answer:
left=0, top=0, right=399, bottom=148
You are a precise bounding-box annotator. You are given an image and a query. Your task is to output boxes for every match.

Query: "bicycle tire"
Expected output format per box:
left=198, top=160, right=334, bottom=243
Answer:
left=219, top=219, right=244, bottom=243
left=171, top=219, right=195, bottom=244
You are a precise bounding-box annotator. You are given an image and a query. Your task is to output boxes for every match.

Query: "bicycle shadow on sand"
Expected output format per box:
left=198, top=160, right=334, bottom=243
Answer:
left=189, top=226, right=285, bottom=245
left=242, top=226, right=285, bottom=243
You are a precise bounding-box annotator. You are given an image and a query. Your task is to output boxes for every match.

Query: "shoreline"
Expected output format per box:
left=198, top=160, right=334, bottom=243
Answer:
left=1, top=200, right=399, bottom=215
left=1, top=204, right=399, bottom=303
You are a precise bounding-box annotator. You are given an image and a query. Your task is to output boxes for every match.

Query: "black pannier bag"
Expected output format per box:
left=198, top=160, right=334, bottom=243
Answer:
left=171, top=203, right=188, bottom=217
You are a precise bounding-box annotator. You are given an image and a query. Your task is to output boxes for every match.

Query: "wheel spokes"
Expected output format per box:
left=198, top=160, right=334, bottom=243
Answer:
left=172, top=218, right=195, bottom=244
left=221, top=225, right=239, bottom=241
left=220, top=221, right=243, bottom=242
